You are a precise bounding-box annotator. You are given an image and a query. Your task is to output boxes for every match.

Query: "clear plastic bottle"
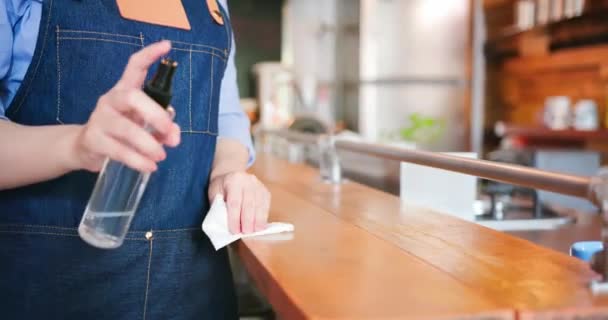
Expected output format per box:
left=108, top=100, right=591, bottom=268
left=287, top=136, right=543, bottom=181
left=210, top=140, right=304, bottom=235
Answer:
left=78, top=59, right=178, bottom=249
left=78, top=160, right=150, bottom=249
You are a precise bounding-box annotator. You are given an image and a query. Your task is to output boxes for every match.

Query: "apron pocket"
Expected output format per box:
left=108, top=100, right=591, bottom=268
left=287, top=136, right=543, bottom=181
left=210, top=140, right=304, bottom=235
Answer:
left=166, top=40, right=226, bottom=135
left=56, top=27, right=143, bottom=124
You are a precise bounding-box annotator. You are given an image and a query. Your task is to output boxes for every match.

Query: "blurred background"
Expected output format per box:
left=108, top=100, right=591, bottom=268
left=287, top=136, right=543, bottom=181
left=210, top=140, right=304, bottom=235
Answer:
left=232, top=0, right=608, bottom=151
left=230, top=0, right=608, bottom=226
left=228, top=1, right=608, bottom=318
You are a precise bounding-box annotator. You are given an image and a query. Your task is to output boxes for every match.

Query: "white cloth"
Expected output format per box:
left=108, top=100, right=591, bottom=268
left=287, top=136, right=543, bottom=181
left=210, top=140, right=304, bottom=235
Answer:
left=202, top=195, right=294, bottom=250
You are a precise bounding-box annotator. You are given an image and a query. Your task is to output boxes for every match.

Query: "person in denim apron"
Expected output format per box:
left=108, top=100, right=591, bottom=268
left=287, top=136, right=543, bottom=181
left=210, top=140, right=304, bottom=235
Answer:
left=0, top=0, right=271, bottom=319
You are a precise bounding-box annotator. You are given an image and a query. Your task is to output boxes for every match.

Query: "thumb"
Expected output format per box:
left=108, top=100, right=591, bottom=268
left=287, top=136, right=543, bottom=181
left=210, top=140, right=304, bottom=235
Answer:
left=208, top=178, right=224, bottom=202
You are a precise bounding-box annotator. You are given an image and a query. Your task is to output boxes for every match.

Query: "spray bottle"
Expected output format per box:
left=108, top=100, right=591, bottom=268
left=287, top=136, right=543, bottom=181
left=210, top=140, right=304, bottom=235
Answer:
left=78, top=58, right=178, bottom=249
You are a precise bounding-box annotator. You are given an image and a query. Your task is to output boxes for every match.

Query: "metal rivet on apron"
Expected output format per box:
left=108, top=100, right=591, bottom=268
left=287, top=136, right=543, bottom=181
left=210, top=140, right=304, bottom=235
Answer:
left=145, top=231, right=153, bottom=240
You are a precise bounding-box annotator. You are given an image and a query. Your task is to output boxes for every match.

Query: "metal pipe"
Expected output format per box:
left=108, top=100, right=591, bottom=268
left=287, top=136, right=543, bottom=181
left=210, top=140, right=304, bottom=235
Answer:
left=262, top=129, right=595, bottom=203
left=262, top=129, right=320, bottom=145
left=334, top=140, right=593, bottom=202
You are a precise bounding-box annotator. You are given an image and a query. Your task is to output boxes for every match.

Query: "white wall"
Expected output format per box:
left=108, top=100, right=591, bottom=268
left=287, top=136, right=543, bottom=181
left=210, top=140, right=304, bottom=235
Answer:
left=359, top=0, right=470, bottom=151
left=282, top=0, right=360, bottom=130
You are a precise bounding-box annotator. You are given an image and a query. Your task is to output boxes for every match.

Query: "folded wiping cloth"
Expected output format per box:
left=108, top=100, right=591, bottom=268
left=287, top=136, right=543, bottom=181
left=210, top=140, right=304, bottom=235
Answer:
left=202, top=195, right=294, bottom=250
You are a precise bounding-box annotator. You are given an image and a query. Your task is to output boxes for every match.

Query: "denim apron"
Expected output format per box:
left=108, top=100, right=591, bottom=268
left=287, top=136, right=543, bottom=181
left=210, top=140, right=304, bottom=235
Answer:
left=0, top=0, right=237, bottom=319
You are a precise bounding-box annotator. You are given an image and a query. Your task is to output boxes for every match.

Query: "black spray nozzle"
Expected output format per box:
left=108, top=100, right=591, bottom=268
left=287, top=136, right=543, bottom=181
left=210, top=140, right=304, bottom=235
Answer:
left=149, top=58, right=178, bottom=93
left=144, top=58, right=178, bottom=109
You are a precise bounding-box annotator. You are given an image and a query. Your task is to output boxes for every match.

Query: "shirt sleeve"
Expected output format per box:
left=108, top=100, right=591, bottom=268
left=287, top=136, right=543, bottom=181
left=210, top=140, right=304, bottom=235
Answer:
left=0, top=0, right=43, bottom=121
left=0, top=0, right=14, bottom=120
left=217, top=0, right=256, bottom=166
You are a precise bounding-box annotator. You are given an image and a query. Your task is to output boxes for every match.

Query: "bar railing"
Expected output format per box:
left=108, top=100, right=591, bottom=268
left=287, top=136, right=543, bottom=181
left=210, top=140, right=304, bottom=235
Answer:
left=259, top=129, right=594, bottom=203
left=334, top=140, right=592, bottom=201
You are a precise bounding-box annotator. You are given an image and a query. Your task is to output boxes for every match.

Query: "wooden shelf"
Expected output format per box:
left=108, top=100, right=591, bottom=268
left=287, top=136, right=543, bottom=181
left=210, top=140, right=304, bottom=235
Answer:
left=483, top=0, right=515, bottom=9
left=497, top=124, right=608, bottom=140
left=482, top=1, right=608, bottom=154
left=485, top=10, right=608, bottom=61
left=495, top=123, right=608, bottom=151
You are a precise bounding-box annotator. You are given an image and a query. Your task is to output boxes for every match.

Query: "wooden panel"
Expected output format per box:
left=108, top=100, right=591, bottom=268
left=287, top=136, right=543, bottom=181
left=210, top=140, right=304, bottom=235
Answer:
left=235, top=186, right=510, bottom=319
left=483, top=0, right=515, bottom=39
left=495, top=45, right=608, bottom=128
left=484, top=3, right=608, bottom=153
left=483, top=0, right=514, bottom=9
left=503, top=46, right=608, bottom=74
left=498, top=124, right=608, bottom=141
left=248, top=154, right=608, bottom=317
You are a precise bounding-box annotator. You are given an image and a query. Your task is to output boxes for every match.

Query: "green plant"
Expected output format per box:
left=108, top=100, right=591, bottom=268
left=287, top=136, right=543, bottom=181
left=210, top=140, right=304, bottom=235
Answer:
left=399, top=113, right=445, bottom=143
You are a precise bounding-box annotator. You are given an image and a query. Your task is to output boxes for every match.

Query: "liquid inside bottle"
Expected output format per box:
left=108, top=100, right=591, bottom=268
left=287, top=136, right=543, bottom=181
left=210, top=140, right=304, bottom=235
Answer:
left=78, top=160, right=149, bottom=249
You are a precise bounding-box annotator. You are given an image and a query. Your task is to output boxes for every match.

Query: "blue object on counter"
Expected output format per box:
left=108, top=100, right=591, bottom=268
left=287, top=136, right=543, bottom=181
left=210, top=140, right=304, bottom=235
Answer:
left=570, top=241, right=604, bottom=262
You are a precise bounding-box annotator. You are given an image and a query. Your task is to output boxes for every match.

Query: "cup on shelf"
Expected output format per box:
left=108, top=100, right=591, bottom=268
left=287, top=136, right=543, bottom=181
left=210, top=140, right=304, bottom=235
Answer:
left=516, top=0, right=536, bottom=30
left=564, top=0, right=585, bottom=18
left=543, top=96, right=571, bottom=130
left=536, top=0, right=551, bottom=25
left=550, top=0, right=564, bottom=21
left=573, top=99, right=599, bottom=131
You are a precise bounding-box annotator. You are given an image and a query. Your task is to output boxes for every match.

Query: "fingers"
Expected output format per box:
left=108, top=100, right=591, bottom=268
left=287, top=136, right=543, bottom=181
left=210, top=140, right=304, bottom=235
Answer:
left=118, top=40, right=171, bottom=89
left=109, top=90, right=180, bottom=147
left=167, top=106, right=176, bottom=120
left=241, top=179, right=256, bottom=234
left=207, top=173, right=226, bottom=203
left=77, top=41, right=178, bottom=173
left=83, top=92, right=178, bottom=173
left=95, top=132, right=157, bottom=173
left=102, top=108, right=166, bottom=162
left=212, top=172, right=271, bottom=235
left=225, top=179, right=243, bottom=234
left=254, top=178, right=270, bottom=232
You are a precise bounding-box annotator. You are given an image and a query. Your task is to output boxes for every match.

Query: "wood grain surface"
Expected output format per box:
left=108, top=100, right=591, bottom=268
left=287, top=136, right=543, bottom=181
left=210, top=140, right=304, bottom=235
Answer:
left=236, top=154, right=608, bottom=319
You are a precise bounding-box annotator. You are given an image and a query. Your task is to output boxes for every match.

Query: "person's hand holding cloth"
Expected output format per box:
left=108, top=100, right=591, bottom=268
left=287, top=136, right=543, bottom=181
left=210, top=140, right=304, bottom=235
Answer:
left=205, top=143, right=293, bottom=250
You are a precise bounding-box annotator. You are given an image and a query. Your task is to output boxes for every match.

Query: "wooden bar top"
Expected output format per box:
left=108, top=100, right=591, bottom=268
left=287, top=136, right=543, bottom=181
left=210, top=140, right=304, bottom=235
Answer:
left=236, top=153, right=608, bottom=319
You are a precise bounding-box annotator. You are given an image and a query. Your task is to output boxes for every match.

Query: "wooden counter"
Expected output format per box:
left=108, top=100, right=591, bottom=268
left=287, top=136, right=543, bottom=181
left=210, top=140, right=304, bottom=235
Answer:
left=236, top=153, right=608, bottom=319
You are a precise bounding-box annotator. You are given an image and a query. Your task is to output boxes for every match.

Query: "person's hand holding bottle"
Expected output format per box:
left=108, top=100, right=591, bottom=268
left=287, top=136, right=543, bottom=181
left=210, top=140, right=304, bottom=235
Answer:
left=0, top=41, right=180, bottom=190
left=70, top=40, right=180, bottom=173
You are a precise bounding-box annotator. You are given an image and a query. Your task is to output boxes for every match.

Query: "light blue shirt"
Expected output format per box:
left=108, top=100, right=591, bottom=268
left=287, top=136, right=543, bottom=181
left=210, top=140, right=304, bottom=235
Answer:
left=0, top=0, right=255, bottom=164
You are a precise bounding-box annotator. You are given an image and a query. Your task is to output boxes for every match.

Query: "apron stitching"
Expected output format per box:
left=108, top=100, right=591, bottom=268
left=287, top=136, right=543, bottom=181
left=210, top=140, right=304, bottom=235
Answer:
left=153, top=228, right=200, bottom=233
left=0, top=230, right=79, bottom=237
left=11, top=0, right=54, bottom=115
left=138, top=236, right=189, bottom=240
left=207, top=55, right=214, bottom=132
left=55, top=25, right=63, bottom=124
left=142, top=235, right=154, bottom=320
left=0, top=224, right=200, bottom=232
left=0, top=223, right=76, bottom=230
left=180, top=130, right=218, bottom=135
left=171, top=47, right=226, bottom=62
left=57, top=37, right=142, bottom=46
left=0, top=230, right=147, bottom=240
left=189, top=47, right=193, bottom=131
left=168, top=39, right=225, bottom=54
left=0, top=230, right=148, bottom=241
left=57, top=29, right=141, bottom=39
